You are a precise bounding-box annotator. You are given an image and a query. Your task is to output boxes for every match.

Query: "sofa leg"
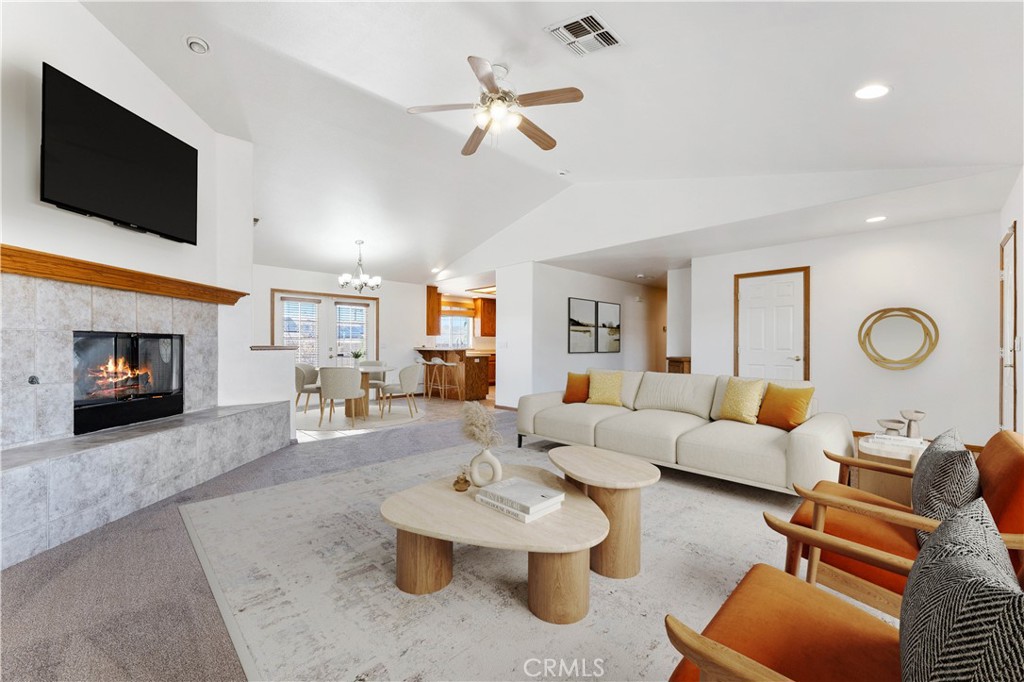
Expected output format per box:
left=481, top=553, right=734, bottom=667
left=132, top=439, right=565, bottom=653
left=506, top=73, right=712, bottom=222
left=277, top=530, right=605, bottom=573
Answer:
left=518, top=434, right=524, bottom=448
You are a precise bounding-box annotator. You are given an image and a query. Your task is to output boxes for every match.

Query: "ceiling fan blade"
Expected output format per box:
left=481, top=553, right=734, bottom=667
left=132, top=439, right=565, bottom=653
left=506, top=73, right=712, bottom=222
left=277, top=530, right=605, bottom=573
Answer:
left=468, top=56, right=499, bottom=93
left=517, top=87, right=584, bottom=107
left=462, top=121, right=491, bottom=156
left=517, top=116, right=556, bottom=151
left=407, top=103, right=475, bottom=114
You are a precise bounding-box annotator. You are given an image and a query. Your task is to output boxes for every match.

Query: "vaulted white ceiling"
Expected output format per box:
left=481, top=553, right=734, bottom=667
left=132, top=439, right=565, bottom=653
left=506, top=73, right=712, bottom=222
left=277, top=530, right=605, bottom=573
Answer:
left=84, top=2, right=1022, bottom=288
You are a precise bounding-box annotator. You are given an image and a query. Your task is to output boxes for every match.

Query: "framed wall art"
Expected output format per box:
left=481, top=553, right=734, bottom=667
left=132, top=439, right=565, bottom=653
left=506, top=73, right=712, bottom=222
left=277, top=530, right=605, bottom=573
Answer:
left=597, top=301, right=621, bottom=353
left=568, top=298, right=596, bottom=353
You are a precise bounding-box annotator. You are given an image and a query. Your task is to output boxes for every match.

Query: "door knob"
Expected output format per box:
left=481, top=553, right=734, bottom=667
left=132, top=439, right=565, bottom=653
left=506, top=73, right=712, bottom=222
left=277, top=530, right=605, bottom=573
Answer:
left=788, top=355, right=802, bottom=361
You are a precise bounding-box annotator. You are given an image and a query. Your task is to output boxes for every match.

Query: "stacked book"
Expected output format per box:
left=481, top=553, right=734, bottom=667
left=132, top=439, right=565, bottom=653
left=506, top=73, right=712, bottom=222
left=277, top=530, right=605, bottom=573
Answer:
left=475, top=477, right=565, bottom=523
left=867, top=433, right=926, bottom=448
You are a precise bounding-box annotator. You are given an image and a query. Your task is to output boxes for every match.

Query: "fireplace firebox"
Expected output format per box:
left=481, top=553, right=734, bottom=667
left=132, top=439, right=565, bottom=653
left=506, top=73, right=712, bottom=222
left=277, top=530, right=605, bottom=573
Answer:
left=73, top=331, right=184, bottom=434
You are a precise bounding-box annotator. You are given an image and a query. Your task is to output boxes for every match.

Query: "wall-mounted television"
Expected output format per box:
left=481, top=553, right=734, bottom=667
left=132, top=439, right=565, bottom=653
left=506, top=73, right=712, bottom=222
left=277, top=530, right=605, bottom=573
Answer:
left=40, top=63, right=198, bottom=245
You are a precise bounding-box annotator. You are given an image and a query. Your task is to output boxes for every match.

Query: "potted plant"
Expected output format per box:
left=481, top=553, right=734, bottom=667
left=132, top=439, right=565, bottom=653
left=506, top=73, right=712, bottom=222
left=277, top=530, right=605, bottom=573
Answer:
left=350, top=349, right=365, bottom=361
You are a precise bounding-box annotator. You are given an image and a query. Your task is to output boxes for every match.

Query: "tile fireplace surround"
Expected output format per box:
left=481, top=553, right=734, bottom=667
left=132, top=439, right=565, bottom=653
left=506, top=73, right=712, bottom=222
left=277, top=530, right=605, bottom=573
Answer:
left=0, top=272, right=292, bottom=568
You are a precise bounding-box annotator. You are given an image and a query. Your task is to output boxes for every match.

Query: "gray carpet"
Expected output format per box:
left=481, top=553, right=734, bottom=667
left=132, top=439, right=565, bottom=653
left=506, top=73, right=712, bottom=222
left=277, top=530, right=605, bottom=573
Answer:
left=0, top=413, right=518, bottom=681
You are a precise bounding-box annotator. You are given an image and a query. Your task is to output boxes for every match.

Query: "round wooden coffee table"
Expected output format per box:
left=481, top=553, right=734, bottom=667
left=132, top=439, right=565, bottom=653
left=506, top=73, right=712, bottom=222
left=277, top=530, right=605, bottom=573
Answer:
left=548, top=445, right=661, bottom=579
left=380, top=464, right=608, bottom=624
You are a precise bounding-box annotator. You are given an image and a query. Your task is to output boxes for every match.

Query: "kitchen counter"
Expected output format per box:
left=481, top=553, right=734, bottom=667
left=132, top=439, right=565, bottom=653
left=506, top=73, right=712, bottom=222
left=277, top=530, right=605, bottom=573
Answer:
left=413, top=348, right=495, bottom=397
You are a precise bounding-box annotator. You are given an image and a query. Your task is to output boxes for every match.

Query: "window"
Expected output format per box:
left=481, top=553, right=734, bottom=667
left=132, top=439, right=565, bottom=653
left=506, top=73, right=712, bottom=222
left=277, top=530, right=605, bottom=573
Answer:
left=282, top=298, right=319, bottom=365
left=437, top=297, right=474, bottom=348
left=438, top=316, right=471, bottom=348
left=336, top=303, right=368, bottom=358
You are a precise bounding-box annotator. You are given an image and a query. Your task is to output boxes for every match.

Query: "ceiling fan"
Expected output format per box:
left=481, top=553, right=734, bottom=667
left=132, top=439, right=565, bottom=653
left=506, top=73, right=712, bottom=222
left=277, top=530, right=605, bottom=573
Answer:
left=407, top=56, right=584, bottom=156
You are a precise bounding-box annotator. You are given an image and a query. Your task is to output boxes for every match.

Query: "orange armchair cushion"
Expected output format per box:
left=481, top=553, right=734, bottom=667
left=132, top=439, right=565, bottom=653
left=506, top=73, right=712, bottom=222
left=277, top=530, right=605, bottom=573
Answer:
left=562, top=372, right=590, bottom=404
left=976, top=430, right=1024, bottom=572
left=789, top=481, right=918, bottom=595
left=669, top=563, right=900, bottom=682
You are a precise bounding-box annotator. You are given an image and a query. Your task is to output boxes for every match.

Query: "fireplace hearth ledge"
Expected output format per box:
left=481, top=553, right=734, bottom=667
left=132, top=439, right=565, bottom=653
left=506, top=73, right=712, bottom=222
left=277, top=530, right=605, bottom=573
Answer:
left=1, top=401, right=291, bottom=569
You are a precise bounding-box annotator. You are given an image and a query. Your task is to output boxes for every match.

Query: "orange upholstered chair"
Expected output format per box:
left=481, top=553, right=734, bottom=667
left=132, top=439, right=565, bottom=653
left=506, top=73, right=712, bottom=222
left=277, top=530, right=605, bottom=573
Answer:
left=665, top=513, right=909, bottom=682
left=786, top=430, right=1024, bottom=617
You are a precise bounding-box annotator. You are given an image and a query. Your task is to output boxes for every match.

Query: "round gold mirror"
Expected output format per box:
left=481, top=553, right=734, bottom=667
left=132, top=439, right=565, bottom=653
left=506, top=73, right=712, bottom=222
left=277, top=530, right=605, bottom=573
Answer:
left=858, top=307, right=939, bottom=370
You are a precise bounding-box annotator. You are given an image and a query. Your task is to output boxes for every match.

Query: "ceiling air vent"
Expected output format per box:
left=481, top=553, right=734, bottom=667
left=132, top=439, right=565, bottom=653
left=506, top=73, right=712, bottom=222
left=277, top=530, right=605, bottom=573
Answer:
left=545, top=13, right=622, bottom=57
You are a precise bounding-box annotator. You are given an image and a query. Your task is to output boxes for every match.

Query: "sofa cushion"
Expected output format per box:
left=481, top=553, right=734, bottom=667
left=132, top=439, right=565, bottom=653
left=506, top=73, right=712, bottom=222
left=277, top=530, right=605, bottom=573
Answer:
left=633, top=372, right=717, bottom=419
left=757, top=383, right=815, bottom=431
left=676, top=420, right=788, bottom=489
left=534, top=403, right=630, bottom=447
left=710, top=375, right=815, bottom=421
left=911, top=428, right=979, bottom=546
left=618, top=370, right=644, bottom=410
left=563, top=372, right=590, bottom=404
left=720, top=377, right=765, bottom=424
left=587, top=370, right=623, bottom=406
left=595, top=410, right=709, bottom=464
left=900, top=499, right=1023, bottom=682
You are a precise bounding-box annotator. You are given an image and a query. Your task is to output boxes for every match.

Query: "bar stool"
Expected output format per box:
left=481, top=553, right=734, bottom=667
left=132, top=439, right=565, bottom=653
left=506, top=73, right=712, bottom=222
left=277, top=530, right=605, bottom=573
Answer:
left=438, top=352, right=464, bottom=401
left=425, top=357, right=445, bottom=400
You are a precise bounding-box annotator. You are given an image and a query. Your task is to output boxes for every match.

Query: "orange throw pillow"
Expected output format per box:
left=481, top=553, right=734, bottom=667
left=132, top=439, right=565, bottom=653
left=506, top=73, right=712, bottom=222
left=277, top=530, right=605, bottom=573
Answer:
left=757, top=383, right=815, bottom=431
left=563, top=372, right=590, bottom=404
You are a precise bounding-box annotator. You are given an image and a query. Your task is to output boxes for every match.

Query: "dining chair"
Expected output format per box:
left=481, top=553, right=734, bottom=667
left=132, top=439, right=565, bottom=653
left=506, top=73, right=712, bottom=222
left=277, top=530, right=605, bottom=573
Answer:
left=379, top=365, right=421, bottom=418
left=294, top=363, right=320, bottom=413
left=318, top=366, right=365, bottom=429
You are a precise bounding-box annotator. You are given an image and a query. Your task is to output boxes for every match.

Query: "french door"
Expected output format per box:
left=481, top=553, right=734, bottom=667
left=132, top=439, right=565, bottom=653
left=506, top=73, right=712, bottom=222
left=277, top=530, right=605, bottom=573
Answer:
left=273, top=290, right=378, bottom=367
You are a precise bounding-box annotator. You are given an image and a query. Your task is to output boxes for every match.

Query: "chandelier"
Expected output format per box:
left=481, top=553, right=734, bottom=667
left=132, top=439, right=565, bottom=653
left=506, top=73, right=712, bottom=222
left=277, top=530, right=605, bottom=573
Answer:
left=338, top=240, right=382, bottom=293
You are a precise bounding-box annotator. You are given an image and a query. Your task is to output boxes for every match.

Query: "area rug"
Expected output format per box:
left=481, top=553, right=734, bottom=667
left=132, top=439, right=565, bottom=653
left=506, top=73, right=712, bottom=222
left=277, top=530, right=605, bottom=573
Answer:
left=293, top=402, right=424, bottom=432
left=180, top=443, right=801, bottom=681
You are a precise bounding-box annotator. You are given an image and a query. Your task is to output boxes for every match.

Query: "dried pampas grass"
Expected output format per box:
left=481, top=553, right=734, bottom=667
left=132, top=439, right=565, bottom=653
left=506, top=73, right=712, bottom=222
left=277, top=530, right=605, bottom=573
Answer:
left=462, top=401, right=502, bottom=448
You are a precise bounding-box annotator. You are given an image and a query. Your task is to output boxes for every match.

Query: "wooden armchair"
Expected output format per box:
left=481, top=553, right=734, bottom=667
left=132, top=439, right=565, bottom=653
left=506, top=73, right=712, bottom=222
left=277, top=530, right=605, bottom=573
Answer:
left=786, top=430, right=1024, bottom=617
left=665, top=513, right=909, bottom=682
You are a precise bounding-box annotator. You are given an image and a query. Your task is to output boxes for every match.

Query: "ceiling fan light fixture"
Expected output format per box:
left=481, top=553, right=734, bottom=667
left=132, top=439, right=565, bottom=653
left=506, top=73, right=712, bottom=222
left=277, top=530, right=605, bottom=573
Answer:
left=474, top=109, right=490, bottom=129
left=489, top=100, right=508, bottom=121
left=506, top=112, right=522, bottom=129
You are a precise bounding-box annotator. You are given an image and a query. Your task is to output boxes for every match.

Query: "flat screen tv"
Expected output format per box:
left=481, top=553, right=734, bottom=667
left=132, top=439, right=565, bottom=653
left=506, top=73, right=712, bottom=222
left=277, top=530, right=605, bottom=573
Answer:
left=40, top=62, right=198, bottom=245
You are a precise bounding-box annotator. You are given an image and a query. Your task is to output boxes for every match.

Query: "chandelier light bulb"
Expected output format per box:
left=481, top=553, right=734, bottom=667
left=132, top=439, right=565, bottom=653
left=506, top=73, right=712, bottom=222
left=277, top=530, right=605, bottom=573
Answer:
left=339, top=274, right=352, bottom=285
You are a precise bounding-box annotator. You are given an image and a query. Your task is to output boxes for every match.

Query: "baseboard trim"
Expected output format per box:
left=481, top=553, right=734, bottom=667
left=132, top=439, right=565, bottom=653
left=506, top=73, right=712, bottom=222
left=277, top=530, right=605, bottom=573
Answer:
left=494, top=404, right=516, bottom=411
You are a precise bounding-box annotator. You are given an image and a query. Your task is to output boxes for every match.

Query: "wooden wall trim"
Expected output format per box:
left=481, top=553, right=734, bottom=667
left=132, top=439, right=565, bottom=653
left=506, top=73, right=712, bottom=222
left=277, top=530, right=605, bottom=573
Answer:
left=0, top=244, right=248, bottom=305
left=733, top=266, right=811, bottom=381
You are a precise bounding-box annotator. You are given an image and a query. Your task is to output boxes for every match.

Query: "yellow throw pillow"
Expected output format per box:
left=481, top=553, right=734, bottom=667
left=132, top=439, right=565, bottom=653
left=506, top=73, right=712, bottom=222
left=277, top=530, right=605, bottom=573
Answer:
left=719, top=377, right=766, bottom=424
left=586, top=371, right=623, bottom=407
left=757, top=383, right=815, bottom=431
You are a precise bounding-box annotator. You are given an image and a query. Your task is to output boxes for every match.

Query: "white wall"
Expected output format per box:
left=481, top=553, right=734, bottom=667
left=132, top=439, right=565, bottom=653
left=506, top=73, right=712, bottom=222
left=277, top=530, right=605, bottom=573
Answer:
left=495, top=263, right=535, bottom=408
left=1, top=2, right=219, bottom=284
left=689, top=213, right=1002, bottom=443
left=494, top=262, right=658, bottom=407
left=666, top=267, right=693, bottom=359
left=251, top=264, right=426, bottom=375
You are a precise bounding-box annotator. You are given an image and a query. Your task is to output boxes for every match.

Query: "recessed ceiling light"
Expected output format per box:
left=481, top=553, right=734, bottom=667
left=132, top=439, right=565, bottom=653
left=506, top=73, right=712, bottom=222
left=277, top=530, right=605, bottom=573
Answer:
left=186, top=36, right=210, bottom=55
left=855, top=84, right=890, bottom=100
left=866, top=216, right=887, bottom=223
left=557, top=169, right=571, bottom=176
left=635, top=273, right=648, bottom=279
left=430, top=267, right=441, bottom=273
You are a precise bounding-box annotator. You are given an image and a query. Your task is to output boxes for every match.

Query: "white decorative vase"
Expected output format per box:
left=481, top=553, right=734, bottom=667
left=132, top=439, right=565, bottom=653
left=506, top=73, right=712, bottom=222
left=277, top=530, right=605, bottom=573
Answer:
left=469, top=448, right=502, bottom=487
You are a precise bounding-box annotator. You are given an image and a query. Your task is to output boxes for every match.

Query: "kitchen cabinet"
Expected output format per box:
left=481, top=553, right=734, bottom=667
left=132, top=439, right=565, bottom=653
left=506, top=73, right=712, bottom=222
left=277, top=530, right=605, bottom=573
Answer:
left=426, top=285, right=441, bottom=336
left=474, top=298, right=496, bottom=337
left=487, top=354, right=496, bottom=385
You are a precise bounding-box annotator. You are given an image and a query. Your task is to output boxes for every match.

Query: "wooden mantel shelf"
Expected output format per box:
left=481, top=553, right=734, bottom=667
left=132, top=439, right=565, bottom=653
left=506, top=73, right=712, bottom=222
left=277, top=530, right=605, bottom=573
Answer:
left=0, top=244, right=248, bottom=305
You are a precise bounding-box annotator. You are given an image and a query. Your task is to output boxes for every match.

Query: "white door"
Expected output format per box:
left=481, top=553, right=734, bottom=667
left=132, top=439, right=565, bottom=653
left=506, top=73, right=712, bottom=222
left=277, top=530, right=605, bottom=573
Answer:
left=737, top=270, right=807, bottom=379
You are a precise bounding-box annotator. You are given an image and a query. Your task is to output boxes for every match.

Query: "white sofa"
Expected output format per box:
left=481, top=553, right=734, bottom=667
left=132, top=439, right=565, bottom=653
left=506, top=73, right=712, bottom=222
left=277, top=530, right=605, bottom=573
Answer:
left=517, top=371, right=852, bottom=495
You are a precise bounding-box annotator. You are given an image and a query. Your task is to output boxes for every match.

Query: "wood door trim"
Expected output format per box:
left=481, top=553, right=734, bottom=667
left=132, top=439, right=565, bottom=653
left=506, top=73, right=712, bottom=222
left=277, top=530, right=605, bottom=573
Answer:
left=999, top=221, right=1018, bottom=430
left=733, top=266, right=811, bottom=380
left=269, top=287, right=380, bottom=360
left=0, top=244, right=248, bottom=305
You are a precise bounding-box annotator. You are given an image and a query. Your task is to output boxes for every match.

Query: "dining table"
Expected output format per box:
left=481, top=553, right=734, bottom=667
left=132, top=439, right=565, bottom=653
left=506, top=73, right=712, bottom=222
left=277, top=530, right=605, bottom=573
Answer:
left=345, top=365, right=394, bottom=418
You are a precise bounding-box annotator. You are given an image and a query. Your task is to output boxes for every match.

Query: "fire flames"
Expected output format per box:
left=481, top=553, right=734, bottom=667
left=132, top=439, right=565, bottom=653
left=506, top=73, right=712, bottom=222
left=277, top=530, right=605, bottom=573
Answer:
left=85, top=355, right=151, bottom=399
